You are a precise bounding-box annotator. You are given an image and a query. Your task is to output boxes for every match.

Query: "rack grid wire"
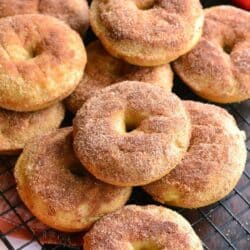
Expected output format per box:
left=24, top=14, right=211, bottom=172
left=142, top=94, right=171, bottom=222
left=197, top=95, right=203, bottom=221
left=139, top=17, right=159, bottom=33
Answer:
left=0, top=0, right=249, bottom=249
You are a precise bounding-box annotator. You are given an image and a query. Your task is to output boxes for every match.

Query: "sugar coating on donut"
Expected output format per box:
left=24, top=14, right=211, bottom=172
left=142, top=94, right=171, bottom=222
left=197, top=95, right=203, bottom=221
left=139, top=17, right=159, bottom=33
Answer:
left=0, top=14, right=86, bottom=111
left=66, top=40, right=173, bottom=113
left=90, top=0, right=204, bottom=66
left=0, top=0, right=89, bottom=35
left=0, top=102, right=65, bottom=154
left=73, top=81, right=191, bottom=186
left=84, top=205, right=203, bottom=250
left=173, top=6, right=250, bottom=103
left=14, top=127, right=131, bottom=232
left=144, top=101, right=247, bottom=208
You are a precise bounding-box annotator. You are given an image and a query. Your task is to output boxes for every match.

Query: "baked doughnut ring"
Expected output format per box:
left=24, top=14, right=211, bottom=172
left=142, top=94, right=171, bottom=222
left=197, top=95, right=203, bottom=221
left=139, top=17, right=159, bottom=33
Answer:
left=14, top=127, right=131, bottom=232
left=66, top=40, right=173, bottom=113
left=144, top=101, right=247, bottom=208
left=90, top=0, right=204, bottom=66
left=0, top=14, right=86, bottom=112
left=73, top=81, right=191, bottom=186
left=0, top=0, right=89, bottom=36
left=173, top=6, right=250, bottom=103
left=0, top=102, right=64, bottom=154
left=84, top=205, right=203, bottom=250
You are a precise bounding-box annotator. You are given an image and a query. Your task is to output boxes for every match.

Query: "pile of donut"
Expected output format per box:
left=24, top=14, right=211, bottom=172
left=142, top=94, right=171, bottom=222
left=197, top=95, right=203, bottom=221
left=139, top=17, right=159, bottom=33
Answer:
left=0, top=0, right=248, bottom=249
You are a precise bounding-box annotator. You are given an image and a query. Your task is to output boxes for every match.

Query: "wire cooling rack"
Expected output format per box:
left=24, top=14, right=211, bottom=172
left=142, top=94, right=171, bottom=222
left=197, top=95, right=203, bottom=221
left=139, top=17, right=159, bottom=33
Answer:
left=0, top=0, right=249, bottom=249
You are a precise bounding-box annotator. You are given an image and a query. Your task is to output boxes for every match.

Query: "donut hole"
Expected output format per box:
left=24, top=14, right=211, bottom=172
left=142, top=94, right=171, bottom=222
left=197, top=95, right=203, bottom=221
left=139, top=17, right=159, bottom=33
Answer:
left=12, top=45, right=41, bottom=61
left=113, top=111, right=147, bottom=134
left=131, top=241, right=161, bottom=250
left=223, top=44, right=233, bottom=54
left=125, top=119, right=139, bottom=133
left=69, top=162, right=86, bottom=177
left=135, top=0, right=155, bottom=10
left=28, top=47, right=39, bottom=59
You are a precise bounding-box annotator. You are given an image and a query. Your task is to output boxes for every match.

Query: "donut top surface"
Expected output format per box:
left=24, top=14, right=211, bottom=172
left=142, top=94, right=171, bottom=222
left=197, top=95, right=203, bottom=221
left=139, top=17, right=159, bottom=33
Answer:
left=66, top=40, right=173, bottom=113
left=90, top=0, right=204, bottom=65
left=73, top=81, right=191, bottom=186
left=174, top=6, right=250, bottom=103
left=0, top=0, right=89, bottom=35
left=84, top=205, right=203, bottom=250
left=0, top=14, right=86, bottom=111
left=144, top=101, right=247, bottom=208
left=16, top=127, right=130, bottom=210
left=92, top=0, right=201, bottom=44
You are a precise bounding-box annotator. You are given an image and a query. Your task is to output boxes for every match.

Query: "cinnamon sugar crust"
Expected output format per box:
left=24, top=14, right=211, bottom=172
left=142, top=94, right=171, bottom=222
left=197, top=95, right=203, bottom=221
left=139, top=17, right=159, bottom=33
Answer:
left=90, top=0, right=204, bottom=66
left=84, top=205, right=203, bottom=250
left=0, top=14, right=86, bottom=112
left=73, top=81, right=191, bottom=186
left=0, top=0, right=89, bottom=36
left=14, top=127, right=131, bottom=232
left=0, top=102, right=65, bottom=154
left=143, top=101, right=247, bottom=208
left=66, top=40, right=173, bottom=113
left=173, top=6, right=250, bottom=103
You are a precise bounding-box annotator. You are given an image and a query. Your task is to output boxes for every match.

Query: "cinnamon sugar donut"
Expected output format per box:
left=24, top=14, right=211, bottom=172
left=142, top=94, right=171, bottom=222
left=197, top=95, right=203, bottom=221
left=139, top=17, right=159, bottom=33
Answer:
left=0, top=0, right=89, bottom=36
left=66, top=40, right=173, bottom=113
left=73, top=81, right=191, bottom=186
left=173, top=6, right=250, bottom=103
left=143, top=101, right=247, bottom=208
left=14, top=127, right=131, bottom=232
left=84, top=205, right=203, bottom=250
left=0, top=102, right=64, bottom=154
left=90, top=0, right=204, bottom=66
left=0, top=14, right=86, bottom=112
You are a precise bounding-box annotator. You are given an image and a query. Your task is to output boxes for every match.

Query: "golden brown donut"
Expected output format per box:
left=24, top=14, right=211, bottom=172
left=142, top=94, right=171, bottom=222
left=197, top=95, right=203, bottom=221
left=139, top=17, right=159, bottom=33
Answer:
left=90, top=0, right=204, bottom=66
left=66, top=40, right=173, bottom=113
left=0, top=0, right=89, bottom=36
left=84, top=205, right=203, bottom=250
left=143, top=101, right=247, bottom=208
left=73, top=81, right=191, bottom=187
left=173, top=6, right=250, bottom=103
left=0, top=102, right=65, bottom=154
left=14, top=127, right=132, bottom=232
left=0, top=14, right=86, bottom=112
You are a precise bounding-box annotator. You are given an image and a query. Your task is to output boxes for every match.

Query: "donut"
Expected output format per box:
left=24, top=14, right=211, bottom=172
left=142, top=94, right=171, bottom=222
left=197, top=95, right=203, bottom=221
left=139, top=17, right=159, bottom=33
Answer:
left=0, top=14, right=86, bottom=112
left=143, top=101, right=247, bottom=208
left=14, top=127, right=131, bottom=232
left=84, top=205, right=203, bottom=250
left=73, top=81, right=191, bottom=186
left=0, top=102, right=64, bottom=154
left=66, top=40, right=173, bottom=113
left=0, top=0, right=89, bottom=36
left=90, top=0, right=204, bottom=66
left=173, top=6, right=250, bottom=103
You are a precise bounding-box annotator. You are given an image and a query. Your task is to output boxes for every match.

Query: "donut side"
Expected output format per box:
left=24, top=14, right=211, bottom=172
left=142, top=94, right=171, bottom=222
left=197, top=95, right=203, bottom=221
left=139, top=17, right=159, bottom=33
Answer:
left=0, top=102, right=65, bottom=154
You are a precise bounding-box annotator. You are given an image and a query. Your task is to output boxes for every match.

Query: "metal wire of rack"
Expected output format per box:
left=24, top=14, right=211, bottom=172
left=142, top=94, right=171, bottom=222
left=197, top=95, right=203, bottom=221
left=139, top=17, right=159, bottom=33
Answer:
left=0, top=0, right=250, bottom=249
